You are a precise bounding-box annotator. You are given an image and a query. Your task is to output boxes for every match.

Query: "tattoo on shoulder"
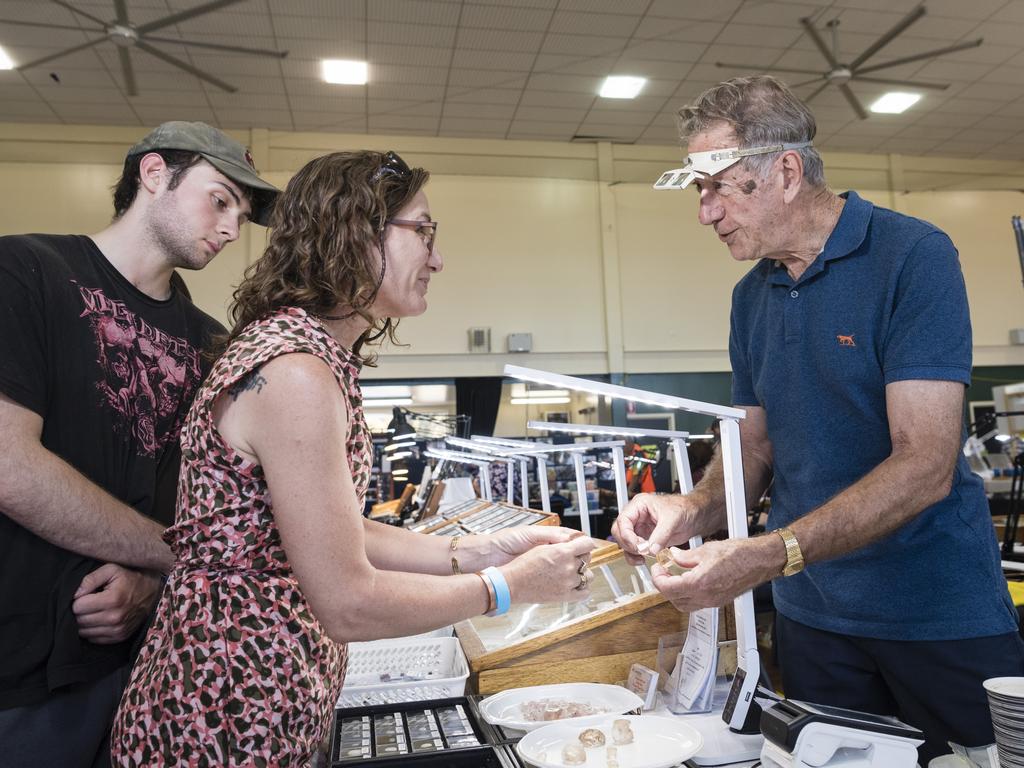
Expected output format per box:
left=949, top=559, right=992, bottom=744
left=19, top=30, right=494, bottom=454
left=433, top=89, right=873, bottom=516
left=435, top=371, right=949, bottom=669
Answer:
left=228, top=369, right=268, bottom=401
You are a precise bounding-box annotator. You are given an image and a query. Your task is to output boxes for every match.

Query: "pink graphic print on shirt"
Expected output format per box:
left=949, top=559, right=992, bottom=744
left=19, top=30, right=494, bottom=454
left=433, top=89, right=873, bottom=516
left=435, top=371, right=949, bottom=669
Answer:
left=74, top=282, right=201, bottom=457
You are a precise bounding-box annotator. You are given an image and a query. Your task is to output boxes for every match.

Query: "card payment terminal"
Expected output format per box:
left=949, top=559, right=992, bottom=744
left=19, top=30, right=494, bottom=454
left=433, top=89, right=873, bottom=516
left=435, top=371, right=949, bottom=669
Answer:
left=760, top=699, right=924, bottom=768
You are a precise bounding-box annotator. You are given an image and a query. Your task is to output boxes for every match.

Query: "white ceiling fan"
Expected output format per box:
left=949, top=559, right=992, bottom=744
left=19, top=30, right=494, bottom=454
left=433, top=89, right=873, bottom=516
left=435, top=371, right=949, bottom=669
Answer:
left=1, top=0, right=287, bottom=95
left=716, top=3, right=983, bottom=119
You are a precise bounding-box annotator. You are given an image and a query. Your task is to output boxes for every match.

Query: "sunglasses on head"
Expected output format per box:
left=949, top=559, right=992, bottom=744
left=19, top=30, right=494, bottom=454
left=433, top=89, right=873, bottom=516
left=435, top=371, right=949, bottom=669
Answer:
left=371, top=150, right=411, bottom=183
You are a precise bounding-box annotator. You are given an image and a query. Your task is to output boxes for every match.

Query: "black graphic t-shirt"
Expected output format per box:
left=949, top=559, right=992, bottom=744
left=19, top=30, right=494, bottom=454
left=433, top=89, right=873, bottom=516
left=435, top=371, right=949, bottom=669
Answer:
left=0, top=234, right=224, bottom=708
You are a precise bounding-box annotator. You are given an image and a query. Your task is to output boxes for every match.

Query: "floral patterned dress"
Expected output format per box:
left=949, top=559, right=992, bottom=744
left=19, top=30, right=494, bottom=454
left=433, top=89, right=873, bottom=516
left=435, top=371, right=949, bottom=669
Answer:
left=111, top=307, right=373, bottom=767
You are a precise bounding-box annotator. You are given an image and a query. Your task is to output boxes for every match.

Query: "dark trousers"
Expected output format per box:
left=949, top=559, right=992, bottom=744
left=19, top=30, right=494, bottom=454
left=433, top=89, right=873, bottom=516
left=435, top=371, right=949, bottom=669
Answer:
left=776, top=613, right=1024, bottom=765
left=0, top=663, right=131, bottom=768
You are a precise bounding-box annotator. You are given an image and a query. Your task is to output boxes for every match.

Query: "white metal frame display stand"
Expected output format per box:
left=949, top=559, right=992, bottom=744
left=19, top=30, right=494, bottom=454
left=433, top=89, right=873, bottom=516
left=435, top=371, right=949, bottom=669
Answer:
left=507, top=365, right=763, bottom=760
left=423, top=448, right=500, bottom=502
left=489, top=439, right=626, bottom=538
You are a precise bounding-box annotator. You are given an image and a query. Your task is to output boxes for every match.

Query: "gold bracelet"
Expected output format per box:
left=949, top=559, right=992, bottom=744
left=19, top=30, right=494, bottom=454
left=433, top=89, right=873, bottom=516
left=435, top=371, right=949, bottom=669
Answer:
left=476, top=571, right=497, bottom=615
left=450, top=535, right=462, bottom=575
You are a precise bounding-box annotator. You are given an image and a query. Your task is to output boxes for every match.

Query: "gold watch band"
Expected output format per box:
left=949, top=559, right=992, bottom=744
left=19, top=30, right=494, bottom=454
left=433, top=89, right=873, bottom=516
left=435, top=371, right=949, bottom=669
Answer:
left=776, top=527, right=805, bottom=577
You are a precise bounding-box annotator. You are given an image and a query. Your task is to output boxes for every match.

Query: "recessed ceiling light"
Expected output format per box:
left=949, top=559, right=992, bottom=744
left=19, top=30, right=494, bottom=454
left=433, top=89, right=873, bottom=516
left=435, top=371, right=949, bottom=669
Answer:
left=599, top=75, right=645, bottom=99
left=870, top=92, right=921, bottom=114
left=322, top=59, right=367, bottom=85
left=0, top=46, right=14, bottom=70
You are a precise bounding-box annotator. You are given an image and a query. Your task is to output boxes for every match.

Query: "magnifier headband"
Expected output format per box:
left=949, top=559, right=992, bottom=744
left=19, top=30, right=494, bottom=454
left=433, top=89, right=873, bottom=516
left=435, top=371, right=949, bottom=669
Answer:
left=652, top=140, right=813, bottom=191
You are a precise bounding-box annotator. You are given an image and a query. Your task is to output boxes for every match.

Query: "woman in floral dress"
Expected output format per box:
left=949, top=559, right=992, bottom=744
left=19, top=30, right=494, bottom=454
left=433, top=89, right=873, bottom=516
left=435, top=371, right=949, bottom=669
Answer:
left=110, top=151, right=596, bottom=766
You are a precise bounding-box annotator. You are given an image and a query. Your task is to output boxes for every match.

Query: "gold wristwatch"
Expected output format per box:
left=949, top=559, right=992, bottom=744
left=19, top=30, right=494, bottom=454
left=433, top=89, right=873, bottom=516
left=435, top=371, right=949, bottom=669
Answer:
left=776, top=527, right=805, bottom=577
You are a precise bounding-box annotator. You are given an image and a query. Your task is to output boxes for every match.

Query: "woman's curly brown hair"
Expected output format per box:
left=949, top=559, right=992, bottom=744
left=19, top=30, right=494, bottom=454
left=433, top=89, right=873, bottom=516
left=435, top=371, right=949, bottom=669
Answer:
left=217, top=150, right=429, bottom=364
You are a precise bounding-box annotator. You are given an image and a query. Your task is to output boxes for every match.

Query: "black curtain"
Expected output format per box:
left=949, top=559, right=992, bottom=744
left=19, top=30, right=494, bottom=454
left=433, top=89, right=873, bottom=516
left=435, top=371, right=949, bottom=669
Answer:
left=455, top=377, right=503, bottom=437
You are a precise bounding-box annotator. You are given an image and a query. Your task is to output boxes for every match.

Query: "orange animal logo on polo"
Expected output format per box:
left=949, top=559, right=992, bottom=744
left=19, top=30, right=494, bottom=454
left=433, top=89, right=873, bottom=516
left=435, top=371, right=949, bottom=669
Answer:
left=837, top=334, right=856, bottom=347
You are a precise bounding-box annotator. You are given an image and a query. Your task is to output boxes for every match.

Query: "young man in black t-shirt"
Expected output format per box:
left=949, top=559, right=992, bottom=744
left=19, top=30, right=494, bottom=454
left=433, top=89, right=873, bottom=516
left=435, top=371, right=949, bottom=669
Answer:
left=0, top=122, right=278, bottom=767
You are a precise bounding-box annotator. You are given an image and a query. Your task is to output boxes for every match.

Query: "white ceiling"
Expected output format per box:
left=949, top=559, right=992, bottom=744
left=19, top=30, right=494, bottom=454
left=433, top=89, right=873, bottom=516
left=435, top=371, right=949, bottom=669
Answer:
left=1, top=0, right=1024, bottom=159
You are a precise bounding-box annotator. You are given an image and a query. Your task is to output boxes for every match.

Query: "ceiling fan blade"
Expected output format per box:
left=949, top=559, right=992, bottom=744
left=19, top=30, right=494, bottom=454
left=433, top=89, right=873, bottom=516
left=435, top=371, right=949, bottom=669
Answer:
left=800, top=16, right=839, bottom=69
left=856, top=38, right=984, bottom=75
left=16, top=37, right=107, bottom=70
left=803, top=81, right=831, bottom=103
left=715, top=62, right=823, bottom=76
left=145, top=35, right=288, bottom=58
left=839, top=83, right=869, bottom=120
left=848, top=3, right=926, bottom=71
left=136, top=0, right=248, bottom=36
left=791, top=76, right=828, bottom=88
left=49, top=0, right=109, bottom=28
left=113, top=0, right=129, bottom=25
left=853, top=74, right=949, bottom=91
left=135, top=40, right=238, bottom=92
left=0, top=18, right=103, bottom=32
left=118, top=47, right=137, bottom=97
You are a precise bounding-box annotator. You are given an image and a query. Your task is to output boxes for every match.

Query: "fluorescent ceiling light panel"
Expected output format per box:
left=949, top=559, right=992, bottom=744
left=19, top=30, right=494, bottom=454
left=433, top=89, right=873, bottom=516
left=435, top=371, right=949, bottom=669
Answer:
left=0, top=46, right=13, bottom=70
left=600, top=76, right=645, bottom=99
left=869, top=92, right=920, bottom=114
left=510, top=396, right=571, bottom=405
left=322, top=59, right=368, bottom=85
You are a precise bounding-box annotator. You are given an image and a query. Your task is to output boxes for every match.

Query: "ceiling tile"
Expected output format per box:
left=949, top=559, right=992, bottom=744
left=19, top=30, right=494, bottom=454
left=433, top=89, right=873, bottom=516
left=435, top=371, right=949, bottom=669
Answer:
left=442, top=101, right=518, bottom=120
left=459, top=4, right=552, bottom=32
left=267, top=0, right=365, bottom=19
left=368, top=21, right=456, bottom=48
left=513, top=105, right=590, bottom=123
left=558, top=0, right=652, bottom=14
left=457, top=28, right=545, bottom=53
left=271, top=14, right=365, bottom=41
left=541, top=33, right=625, bottom=57
left=624, top=39, right=707, bottom=62
left=366, top=43, right=452, bottom=67
left=645, top=0, right=744, bottom=21
left=517, top=89, right=597, bottom=108
left=451, top=48, right=537, bottom=71
left=921, top=0, right=1007, bottom=21
left=548, top=11, right=642, bottom=37
left=447, top=69, right=527, bottom=88
left=368, top=0, right=462, bottom=26
left=215, top=109, right=295, bottom=130
left=526, top=72, right=601, bottom=92
left=716, top=23, right=802, bottom=48
left=439, top=116, right=513, bottom=132
left=633, top=18, right=723, bottom=43
left=444, top=87, right=523, bottom=105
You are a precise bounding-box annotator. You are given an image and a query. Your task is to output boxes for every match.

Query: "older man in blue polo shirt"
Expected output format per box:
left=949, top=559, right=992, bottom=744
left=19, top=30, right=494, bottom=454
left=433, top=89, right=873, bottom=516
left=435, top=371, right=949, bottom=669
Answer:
left=613, top=75, right=1024, bottom=763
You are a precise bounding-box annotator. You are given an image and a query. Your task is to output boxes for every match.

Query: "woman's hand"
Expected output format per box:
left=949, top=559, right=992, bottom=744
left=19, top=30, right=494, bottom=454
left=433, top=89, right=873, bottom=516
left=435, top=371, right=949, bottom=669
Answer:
left=500, top=535, right=598, bottom=605
left=480, top=525, right=584, bottom=568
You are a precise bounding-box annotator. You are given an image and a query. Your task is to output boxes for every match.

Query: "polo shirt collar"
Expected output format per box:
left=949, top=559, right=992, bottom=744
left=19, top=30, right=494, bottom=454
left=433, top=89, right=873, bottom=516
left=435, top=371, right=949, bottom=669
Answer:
left=771, top=190, right=872, bottom=285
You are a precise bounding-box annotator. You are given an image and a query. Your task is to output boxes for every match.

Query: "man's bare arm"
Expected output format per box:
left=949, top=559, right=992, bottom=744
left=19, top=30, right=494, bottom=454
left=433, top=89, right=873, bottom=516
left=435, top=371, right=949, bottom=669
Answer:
left=0, top=393, right=173, bottom=572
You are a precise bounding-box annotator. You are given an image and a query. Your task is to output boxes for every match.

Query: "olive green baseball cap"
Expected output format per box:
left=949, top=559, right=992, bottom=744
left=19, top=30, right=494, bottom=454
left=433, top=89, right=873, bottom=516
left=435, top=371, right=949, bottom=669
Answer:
left=127, top=120, right=279, bottom=225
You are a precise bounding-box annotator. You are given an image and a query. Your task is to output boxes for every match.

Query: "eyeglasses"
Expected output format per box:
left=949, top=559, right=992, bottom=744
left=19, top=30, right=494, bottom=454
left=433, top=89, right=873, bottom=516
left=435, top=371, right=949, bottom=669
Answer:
left=371, top=150, right=411, bottom=183
left=387, top=218, right=438, bottom=255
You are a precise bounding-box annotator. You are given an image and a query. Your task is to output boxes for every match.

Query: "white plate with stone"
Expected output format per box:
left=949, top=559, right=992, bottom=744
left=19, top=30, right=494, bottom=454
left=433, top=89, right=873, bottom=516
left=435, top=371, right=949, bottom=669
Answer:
left=479, top=683, right=644, bottom=733
left=515, top=714, right=703, bottom=768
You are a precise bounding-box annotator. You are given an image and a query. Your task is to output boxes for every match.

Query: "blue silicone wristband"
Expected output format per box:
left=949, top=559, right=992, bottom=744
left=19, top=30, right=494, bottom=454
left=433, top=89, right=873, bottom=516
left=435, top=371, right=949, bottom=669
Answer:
left=482, top=566, right=511, bottom=616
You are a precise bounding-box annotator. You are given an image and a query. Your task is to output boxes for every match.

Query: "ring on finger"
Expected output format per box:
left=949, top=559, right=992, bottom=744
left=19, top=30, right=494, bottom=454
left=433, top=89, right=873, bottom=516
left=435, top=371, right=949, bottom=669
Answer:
left=577, top=558, right=587, bottom=575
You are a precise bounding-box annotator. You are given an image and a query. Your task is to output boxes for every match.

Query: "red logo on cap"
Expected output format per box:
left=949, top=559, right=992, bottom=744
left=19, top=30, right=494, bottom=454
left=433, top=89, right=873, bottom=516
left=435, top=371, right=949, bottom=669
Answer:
left=244, top=148, right=255, bottom=170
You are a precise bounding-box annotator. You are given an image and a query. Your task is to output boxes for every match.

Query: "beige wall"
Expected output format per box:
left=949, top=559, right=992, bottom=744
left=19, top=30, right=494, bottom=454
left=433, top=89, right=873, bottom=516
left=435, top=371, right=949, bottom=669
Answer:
left=2, top=122, right=1023, bottom=379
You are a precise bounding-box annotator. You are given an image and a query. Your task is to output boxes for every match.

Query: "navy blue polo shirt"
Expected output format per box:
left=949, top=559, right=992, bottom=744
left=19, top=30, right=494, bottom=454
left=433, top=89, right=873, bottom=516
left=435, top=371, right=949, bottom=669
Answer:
left=729, top=191, right=1017, bottom=641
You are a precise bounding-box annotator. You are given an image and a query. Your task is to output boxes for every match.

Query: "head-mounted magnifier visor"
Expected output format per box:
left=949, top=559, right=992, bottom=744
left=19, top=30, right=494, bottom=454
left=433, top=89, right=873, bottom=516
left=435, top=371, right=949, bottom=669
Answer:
left=653, top=141, right=813, bottom=191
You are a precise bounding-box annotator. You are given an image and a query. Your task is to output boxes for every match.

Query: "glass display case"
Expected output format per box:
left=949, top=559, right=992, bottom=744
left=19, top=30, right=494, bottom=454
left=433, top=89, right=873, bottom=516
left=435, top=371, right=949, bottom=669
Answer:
left=455, top=546, right=736, bottom=694
left=408, top=500, right=560, bottom=536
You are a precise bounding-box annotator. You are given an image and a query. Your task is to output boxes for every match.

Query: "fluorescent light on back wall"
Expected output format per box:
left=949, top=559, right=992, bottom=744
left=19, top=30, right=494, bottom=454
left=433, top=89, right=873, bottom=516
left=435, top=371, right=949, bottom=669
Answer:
left=870, top=92, right=921, bottom=114
left=322, top=59, right=368, bottom=85
left=0, top=46, right=13, bottom=70
left=599, top=76, right=646, bottom=99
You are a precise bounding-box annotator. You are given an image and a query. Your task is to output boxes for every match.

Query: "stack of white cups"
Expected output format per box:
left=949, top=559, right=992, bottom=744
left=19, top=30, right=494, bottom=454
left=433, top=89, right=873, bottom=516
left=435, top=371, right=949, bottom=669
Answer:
left=984, top=676, right=1024, bottom=767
